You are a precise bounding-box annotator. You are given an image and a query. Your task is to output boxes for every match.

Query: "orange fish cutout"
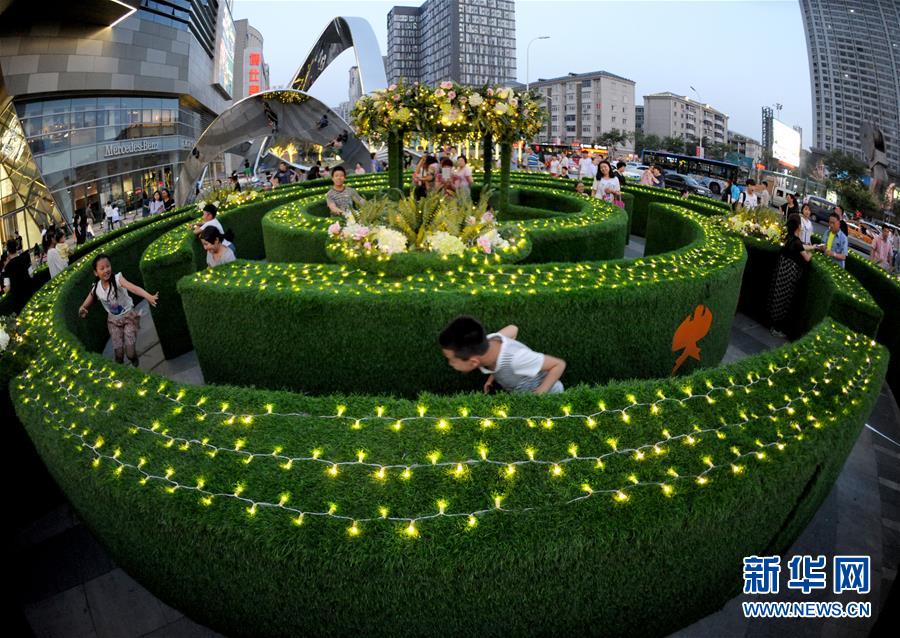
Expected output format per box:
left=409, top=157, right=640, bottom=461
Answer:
left=671, top=304, right=713, bottom=375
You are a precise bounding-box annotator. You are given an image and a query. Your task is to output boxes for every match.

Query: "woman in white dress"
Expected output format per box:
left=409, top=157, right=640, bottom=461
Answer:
left=799, top=203, right=814, bottom=244
left=592, top=160, right=621, bottom=203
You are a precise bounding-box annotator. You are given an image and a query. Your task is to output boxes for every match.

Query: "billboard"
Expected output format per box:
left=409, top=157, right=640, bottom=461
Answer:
left=772, top=119, right=801, bottom=169
left=213, top=1, right=236, bottom=98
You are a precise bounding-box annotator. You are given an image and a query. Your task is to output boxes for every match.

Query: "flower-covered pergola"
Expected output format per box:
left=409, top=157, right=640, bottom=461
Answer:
left=351, top=81, right=547, bottom=208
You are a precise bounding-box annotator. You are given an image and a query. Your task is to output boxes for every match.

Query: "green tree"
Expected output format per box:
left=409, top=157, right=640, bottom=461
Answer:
left=595, top=128, right=633, bottom=157
left=662, top=136, right=686, bottom=154
left=634, top=131, right=662, bottom=155
left=823, top=149, right=867, bottom=181
left=835, top=180, right=879, bottom=217
left=704, top=142, right=730, bottom=161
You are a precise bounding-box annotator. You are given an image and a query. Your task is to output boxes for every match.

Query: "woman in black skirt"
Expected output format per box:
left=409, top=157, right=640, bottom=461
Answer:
left=767, top=214, right=814, bottom=338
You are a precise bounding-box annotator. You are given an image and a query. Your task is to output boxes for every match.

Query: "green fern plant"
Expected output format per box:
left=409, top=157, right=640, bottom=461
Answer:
left=354, top=196, right=393, bottom=227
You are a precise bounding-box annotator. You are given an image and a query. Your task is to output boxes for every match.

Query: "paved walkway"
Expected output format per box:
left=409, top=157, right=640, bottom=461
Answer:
left=13, top=234, right=900, bottom=637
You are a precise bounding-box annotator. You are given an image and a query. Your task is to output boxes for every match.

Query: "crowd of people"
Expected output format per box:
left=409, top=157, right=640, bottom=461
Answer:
left=5, top=142, right=896, bottom=385
left=410, top=149, right=474, bottom=199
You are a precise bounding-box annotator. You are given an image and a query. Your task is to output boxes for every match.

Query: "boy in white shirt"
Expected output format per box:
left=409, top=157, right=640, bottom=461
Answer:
left=439, top=316, right=566, bottom=394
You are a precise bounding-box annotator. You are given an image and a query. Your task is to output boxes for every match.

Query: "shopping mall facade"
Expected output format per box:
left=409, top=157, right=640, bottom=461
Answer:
left=0, top=0, right=239, bottom=247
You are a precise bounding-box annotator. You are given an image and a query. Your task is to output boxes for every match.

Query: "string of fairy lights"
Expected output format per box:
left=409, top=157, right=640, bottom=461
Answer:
left=15, top=349, right=883, bottom=531
left=8, top=165, right=888, bottom=540
left=19, top=346, right=875, bottom=536
left=58, top=343, right=822, bottom=426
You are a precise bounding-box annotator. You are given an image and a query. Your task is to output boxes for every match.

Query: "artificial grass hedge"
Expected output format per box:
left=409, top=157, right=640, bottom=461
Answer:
left=734, top=235, right=882, bottom=340
left=623, top=183, right=729, bottom=236
left=11, top=274, right=888, bottom=636
left=844, top=253, right=900, bottom=395
left=7, top=171, right=890, bottom=636
left=139, top=177, right=386, bottom=358
left=181, top=203, right=745, bottom=396
left=261, top=182, right=629, bottom=266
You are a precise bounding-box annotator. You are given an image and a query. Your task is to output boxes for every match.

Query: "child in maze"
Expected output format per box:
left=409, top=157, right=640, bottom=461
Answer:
left=78, top=254, right=159, bottom=366
left=439, top=316, right=566, bottom=394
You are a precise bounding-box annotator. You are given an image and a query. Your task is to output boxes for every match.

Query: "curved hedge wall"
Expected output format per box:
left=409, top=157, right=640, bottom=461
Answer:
left=6, top=171, right=896, bottom=638
left=182, top=198, right=744, bottom=395
left=11, top=263, right=888, bottom=635
left=261, top=183, right=628, bottom=266
left=0, top=205, right=190, bottom=317
left=139, top=179, right=383, bottom=358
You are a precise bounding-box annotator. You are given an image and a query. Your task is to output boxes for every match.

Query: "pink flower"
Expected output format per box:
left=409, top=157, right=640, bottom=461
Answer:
left=434, top=88, right=446, bottom=98
left=447, top=90, right=456, bottom=100
left=363, top=241, right=372, bottom=250
left=353, top=226, right=370, bottom=241
left=328, top=222, right=341, bottom=236
left=481, top=211, right=494, bottom=224
left=440, top=81, right=453, bottom=89
left=466, top=216, right=477, bottom=226
left=477, top=236, right=493, bottom=254
left=388, top=84, right=397, bottom=91
left=486, top=88, right=494, bottom=96
left=392, top=94, right=401, bottom=101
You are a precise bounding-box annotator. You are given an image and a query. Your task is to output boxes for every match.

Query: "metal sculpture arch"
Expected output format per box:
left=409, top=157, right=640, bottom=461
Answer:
left=176, top=90, right=369, bottom=206
left=290, top=16, right=388, bottom=96
left=177, top=16, right=388, bottom=206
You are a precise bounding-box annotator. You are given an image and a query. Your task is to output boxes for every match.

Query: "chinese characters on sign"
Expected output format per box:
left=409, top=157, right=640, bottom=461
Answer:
left=249, top=52, right=261, bottom=96
left=743, top=555, right=870, bottom=595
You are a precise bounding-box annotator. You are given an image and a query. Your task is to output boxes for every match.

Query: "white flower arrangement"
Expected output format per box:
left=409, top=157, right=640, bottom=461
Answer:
left=327, top=190, right=522, bottom=261
left=427, top=231, right=466, bottom=257
left=725, top=210, right=784, bottom=243
left=0, top=326, right=9, bottom=352
left=372, top=227, right=409, bottom=255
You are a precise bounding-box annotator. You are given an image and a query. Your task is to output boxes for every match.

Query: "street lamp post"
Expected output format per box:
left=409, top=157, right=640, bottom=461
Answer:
left=690, top=85, right=704, bottom=156
left=525, top=36, right=550, bottom=93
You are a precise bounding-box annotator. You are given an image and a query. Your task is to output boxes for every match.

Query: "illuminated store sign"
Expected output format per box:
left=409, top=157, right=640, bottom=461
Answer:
left=104, top=140, right=161, bottom=157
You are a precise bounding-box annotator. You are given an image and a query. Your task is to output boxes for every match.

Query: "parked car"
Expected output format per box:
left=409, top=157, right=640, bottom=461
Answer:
left=663, top=172, right=713, bottom=198
left=805, top=195, right=836, bottom=223
left=859, top=220, right=881, bottom=238
left=772, top=187, right=796, bottom=210
left=845, top=222, right=873, bottom=253
left=623, top=164, right=649, bottom=181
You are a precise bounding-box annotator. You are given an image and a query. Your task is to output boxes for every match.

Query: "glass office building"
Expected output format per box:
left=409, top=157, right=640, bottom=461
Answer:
left=14, top=96, right=211, bottom=222
left=0, top=0, right=235, bottom=241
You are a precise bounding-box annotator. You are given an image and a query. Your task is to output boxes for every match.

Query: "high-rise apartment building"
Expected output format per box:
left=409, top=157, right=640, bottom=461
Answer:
left=387, top=0, right=516, bottom=87
left=799, top=0, right=900, bottom=174
left=641, top=92, right=728, bottom=146
left=531, top=71, right=636, bottom=151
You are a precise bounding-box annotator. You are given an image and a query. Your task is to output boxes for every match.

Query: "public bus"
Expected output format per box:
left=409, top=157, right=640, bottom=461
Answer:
left=641, top=150, right=749, bottom=195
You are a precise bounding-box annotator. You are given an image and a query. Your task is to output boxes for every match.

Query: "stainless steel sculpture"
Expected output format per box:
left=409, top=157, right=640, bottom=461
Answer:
left=176, top=90, right=370, bottom=206
left=290, top=16, right=388, bottom=95
left=177, top=16, right=388, bottom=205
left=861, top=121, right=890, bottom=204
